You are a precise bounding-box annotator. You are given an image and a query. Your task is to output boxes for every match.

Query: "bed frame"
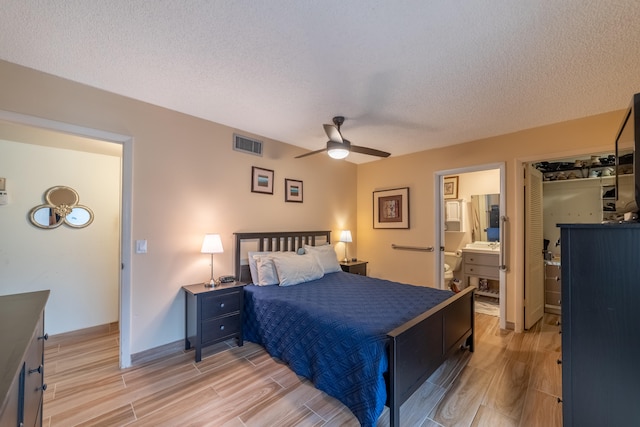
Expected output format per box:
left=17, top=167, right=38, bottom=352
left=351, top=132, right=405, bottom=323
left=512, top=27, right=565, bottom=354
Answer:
left=234, top=230, right=475, bottom=427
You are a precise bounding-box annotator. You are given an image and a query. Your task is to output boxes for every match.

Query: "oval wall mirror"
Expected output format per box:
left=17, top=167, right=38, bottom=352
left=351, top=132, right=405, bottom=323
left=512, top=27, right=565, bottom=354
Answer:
left=29, top=186, right=94, bottom=229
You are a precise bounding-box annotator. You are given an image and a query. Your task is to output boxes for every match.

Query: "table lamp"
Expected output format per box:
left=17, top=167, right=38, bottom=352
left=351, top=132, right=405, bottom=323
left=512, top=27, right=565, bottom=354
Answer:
left=339, top=230, right=352, bottom=262
left=201, top=233, right=223, bottom=286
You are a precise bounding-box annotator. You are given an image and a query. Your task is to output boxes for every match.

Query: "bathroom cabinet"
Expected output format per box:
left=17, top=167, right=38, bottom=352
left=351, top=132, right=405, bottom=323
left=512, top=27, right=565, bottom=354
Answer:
left=559, top=223, right=640, bottom=426
left=462, top=251, right=499, bottom=298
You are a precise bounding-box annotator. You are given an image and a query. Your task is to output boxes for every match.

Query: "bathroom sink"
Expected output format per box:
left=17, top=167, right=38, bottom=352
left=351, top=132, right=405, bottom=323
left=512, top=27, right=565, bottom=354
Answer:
left=464, top=241, right=500, bottom=252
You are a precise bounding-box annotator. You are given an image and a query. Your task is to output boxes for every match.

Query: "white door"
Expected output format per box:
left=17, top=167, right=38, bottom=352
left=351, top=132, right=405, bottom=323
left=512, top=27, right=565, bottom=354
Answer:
left=524, top=163, right=544, bottom=329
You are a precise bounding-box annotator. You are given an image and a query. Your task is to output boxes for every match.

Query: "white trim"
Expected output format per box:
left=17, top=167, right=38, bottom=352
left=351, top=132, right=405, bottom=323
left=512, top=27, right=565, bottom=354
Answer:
left=0, top=110, right=134, bottom=368
left=435, top=162, right=506, bottom=330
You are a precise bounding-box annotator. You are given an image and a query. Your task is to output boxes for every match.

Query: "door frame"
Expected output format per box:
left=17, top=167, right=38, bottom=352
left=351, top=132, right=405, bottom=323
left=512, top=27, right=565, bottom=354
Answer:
left=435, top=162, right=506, bottom=330
left=0, top=109, right=134, bottom=368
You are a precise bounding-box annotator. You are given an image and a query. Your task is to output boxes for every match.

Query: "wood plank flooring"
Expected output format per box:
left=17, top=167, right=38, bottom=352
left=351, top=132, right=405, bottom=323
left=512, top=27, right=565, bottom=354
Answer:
left=43, top=313, right=562, bottom=426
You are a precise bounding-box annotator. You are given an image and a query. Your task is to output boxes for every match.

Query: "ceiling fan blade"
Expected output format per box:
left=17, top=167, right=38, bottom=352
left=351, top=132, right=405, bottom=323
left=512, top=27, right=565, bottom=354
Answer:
left=295, top=148, right=327, bottom=158
left=323, top=124, right=343, bottom=143
left=351, top=145, right=391, bottom=158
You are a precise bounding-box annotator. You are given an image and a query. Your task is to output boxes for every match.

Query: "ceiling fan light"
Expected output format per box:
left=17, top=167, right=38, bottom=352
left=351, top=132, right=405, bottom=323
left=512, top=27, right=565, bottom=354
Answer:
left=328, top=148, right=349, bottom=159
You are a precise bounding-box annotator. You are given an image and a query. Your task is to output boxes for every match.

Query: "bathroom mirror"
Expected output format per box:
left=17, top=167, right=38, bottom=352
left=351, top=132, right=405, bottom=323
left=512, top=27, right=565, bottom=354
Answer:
left=470, top=194, right=500, bottom=242
left=29, top=186, right=94, bottom=229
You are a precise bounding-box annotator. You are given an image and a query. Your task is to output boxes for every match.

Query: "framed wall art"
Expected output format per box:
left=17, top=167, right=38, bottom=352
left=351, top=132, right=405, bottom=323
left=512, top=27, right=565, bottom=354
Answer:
left=251, top=166, right=274, bottom=194
left=443, top=176, right=459, bottom=199
left=373, top=187, right=410, bottom=229
left=285, top=179, right=303, bottom=203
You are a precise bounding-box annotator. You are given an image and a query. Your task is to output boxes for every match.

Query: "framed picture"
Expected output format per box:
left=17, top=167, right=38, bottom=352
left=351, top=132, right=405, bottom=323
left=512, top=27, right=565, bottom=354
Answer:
left=443, top=176, right=459, bottom=199
left=285, top=179, right=303, bottom=203
left=251, top=166, right=274, bottom=194
left=373, top=187, right=410, bottom=229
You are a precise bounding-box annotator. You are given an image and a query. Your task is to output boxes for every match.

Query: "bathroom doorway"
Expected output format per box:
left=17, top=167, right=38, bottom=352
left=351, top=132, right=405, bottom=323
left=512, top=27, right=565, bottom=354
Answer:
left=435, top=163, right=506, bottom=329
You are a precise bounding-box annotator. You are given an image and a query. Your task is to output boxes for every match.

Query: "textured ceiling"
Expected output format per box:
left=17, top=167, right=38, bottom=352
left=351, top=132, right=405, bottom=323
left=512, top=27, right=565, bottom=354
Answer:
left=1, top=1, right=640, bottom=163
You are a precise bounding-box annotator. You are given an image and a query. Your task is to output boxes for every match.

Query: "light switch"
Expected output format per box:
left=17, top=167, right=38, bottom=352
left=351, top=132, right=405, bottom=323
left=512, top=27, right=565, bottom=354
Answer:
left=136, top=239, right=147, bottom=254
left=0, top=177, right=5, bottom=191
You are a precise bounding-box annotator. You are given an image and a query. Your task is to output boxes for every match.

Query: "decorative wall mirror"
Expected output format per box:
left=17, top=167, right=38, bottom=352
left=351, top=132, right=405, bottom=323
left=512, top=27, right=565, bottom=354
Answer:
left=29, top=186, right=94, bottom=229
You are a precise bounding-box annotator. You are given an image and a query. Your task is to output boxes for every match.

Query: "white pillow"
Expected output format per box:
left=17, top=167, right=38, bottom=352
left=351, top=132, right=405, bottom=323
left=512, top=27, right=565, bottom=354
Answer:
left=247, top=251, right=271, bottom=284
left=304, top=244, right=342, bottom=273
left=273, top=253, right=323, bottom=286
left=251, top=252, right=298, bottom=285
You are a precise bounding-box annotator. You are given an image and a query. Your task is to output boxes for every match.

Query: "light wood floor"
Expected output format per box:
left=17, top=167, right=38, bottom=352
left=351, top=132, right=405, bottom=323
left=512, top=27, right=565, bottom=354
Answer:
left=43, top=312, right=562, bottom=427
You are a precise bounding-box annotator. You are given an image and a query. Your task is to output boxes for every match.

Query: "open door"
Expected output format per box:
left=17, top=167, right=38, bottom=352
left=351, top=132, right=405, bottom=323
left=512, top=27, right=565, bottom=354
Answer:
left=524, top=163, right=544, bottom=329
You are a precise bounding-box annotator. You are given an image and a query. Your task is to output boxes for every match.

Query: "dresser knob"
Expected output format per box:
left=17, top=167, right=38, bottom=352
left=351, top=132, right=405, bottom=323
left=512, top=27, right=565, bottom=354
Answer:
left=557, top=397, right=563, bottom=403
left=39, top=384, right=47, bottom=391
left=38, top=333, right=49, bottom=341
left=220, top=303, right=225, bottom=308
left=220, top=325, right=225, bottom=330
left=29, top=365, right=43, bottom=374
left=557, top=359, right=562, bottom=365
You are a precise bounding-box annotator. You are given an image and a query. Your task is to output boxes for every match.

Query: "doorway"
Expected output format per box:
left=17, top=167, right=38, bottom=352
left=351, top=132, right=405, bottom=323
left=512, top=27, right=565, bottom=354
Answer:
left=0, top=109, right=134, bottom=367
left=435, top=162, right=507, bottom=330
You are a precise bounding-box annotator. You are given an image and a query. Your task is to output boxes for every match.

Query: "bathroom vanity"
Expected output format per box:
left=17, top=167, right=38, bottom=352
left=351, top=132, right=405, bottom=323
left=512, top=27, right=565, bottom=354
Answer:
left=462, top=243, right=500, bottom=299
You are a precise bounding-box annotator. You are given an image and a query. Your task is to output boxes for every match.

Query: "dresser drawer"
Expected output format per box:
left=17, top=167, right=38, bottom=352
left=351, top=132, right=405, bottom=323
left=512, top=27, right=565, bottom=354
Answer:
left=201, top=290, right=241, bottom=319
left=545, top=290, right=561, bottom=306
left=202, top=313, right=241, bottom=344
left=545, top=264, right=561, bottom=279
left=545, top=277, right=561, bottom=293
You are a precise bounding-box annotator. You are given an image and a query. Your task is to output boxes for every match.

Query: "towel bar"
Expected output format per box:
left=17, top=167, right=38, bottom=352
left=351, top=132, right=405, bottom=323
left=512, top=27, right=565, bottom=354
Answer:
left=391, top=244, right=434, bottom=252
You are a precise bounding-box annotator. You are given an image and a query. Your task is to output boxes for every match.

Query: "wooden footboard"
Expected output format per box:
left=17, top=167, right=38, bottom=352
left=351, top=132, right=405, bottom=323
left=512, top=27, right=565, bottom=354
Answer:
left=387, top=286, right=475, bottom=427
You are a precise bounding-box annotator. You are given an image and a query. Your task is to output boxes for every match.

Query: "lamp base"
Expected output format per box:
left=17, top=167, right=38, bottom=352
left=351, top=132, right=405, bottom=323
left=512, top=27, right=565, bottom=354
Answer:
left=204, top=278, right=217, bottom=287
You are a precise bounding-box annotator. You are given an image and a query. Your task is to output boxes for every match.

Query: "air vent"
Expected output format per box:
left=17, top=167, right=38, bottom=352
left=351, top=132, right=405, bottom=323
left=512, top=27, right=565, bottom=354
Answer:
left=233, top=134, right=263, bottom=156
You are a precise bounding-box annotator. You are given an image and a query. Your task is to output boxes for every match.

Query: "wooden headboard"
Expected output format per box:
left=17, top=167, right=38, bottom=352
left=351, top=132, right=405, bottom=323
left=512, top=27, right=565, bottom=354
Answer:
left=234, top=230, right=331, bottom=283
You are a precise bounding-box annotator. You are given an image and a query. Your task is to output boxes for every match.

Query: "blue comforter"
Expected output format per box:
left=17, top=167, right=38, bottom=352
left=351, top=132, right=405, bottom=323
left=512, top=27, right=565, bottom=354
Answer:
left=243, top=271, right=454, bottom=426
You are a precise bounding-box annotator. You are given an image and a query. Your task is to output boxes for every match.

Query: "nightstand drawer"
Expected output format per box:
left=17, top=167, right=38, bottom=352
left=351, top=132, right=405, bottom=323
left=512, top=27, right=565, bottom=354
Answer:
left=201, top=290, right=241, bottom=319
left=340, top=261, right=368, bottom=276
left=202, top=313, right=241, bottom=343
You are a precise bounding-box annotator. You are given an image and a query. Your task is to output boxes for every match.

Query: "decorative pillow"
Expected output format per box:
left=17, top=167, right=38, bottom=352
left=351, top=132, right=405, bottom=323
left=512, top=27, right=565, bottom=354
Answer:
left=304, top=244, right=342, bottom=273
left=247, top=251, right=271, bottom=284
left=254, top=255, right=280, bottom=286
left=272, top=253, right=323, bottom=286
left=249, top=252, right=297, bottom=286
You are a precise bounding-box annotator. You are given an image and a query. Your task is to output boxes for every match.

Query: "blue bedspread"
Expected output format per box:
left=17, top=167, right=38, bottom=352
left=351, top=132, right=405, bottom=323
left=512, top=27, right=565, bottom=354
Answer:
left=243, top=271, right=454, bottom=426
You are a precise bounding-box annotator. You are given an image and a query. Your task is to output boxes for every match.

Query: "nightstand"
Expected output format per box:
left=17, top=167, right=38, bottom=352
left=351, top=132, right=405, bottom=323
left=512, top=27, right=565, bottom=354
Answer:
left=183, top=281, right=245, bottom=362
left=340, top=260, right=368, bottom=276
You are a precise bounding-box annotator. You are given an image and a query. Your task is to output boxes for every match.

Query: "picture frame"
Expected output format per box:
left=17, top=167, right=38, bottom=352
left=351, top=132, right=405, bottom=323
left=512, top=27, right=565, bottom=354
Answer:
left=443, top=176, right=459, bottom=199
left=251, top=166, right=274, bottom=194
left=284, top=179, right=303, bottom=203
left=373, top=187, right=410, bottom=229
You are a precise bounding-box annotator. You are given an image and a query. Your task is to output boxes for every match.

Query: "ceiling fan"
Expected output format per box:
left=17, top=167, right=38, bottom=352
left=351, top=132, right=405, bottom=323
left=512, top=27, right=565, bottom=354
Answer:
left=295, top=116, right=391, bottom=160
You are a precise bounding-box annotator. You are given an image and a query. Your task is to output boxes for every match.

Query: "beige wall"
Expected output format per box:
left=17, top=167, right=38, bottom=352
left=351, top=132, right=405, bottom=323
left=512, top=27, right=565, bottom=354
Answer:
left=0, top=135, right=121, bottom=334
left=0, top=60, right=357, bottom=354
left=0, top=57, right=628, bottom=343
left=357, top=111, right=625, bottom=324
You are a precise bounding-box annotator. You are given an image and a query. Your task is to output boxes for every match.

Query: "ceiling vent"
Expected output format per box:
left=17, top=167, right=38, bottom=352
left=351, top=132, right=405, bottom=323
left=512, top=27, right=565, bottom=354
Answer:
left=233, top=134, right=263, bottom=156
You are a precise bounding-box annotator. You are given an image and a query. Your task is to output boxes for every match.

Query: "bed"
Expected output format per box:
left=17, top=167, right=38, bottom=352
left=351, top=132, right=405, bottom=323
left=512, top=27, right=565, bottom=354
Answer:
left=234, top=231, right=474, bottom=427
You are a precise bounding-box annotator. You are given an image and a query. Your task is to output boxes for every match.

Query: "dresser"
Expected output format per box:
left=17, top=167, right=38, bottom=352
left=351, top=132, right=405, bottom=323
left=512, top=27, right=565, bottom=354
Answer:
left=544, top=261, right=561, bottom=314
left=183, top=282, right=244, bottom=362
left=0, top=290, right=49, bottom=427
left=559, top=223, right=640, bottom=426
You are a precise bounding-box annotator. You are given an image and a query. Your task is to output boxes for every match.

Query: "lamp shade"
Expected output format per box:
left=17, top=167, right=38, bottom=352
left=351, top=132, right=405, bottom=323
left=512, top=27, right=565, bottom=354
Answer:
left=339, top=230, right=352, bottom=243
left=201, top=234, right=224, bottom=254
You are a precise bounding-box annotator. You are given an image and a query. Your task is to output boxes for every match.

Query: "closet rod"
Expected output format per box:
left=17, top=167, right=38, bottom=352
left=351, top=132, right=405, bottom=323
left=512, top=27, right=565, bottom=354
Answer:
left=391, top=244, right=434, bottom=252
